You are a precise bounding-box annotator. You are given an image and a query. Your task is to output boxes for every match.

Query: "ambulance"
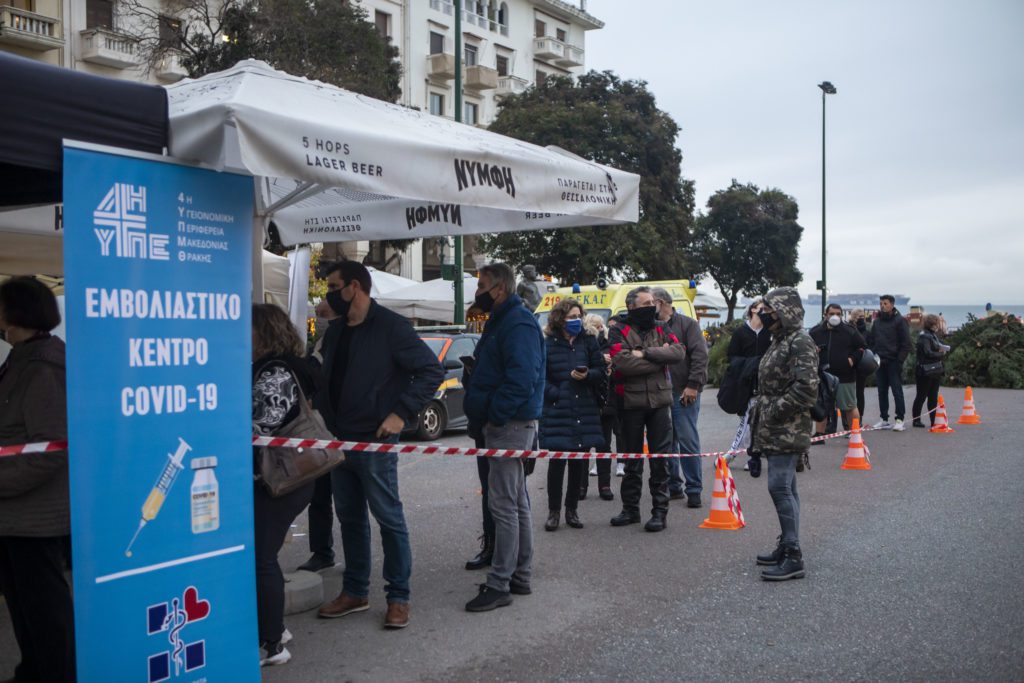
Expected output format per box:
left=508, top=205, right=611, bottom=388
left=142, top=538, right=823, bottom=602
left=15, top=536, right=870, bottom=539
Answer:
left=533, top=280, right=698, bottom=327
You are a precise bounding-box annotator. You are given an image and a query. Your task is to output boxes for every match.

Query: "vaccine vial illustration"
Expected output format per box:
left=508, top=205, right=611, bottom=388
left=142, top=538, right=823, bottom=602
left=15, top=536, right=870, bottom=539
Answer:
left=190, top=457, right=220, bottom=534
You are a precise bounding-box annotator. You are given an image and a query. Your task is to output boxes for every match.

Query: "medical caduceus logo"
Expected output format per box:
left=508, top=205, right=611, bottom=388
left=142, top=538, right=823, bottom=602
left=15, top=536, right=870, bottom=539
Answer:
left=164, top=598, right=188, bottom=676
left=146, top=586, right=210, bottom=682
left=92, top=183, right=170, bottom=261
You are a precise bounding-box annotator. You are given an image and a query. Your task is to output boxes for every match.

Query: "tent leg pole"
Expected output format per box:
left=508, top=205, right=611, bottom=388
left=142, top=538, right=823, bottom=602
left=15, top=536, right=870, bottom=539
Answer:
left=252, top=214, right=266, bottom=304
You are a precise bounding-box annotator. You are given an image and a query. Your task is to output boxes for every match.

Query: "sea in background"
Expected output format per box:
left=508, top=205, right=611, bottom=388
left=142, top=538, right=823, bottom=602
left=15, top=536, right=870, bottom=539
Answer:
left=714, top=303, right=1024, bottom=330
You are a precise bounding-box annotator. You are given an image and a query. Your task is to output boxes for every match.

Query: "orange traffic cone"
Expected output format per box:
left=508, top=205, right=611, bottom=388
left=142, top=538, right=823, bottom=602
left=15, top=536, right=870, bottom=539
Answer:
left=841, top=419, right=872, bottom=470
left=930, top=395, right=955, bottom=433
left=957, top=386, right=982, bottom=425
left=699, top=457, right=744, bottom=530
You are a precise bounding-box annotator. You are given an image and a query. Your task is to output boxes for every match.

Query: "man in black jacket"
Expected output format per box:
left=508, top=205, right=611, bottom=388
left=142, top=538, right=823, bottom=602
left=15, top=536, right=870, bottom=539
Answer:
left=315, top=261, right=444, bottom=630
left=809, top=303, right=866, bottom=436
left=867, top=295, right=912, bottom=431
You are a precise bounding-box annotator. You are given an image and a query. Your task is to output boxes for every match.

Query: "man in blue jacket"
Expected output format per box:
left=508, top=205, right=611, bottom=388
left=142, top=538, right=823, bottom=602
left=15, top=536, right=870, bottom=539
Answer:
left=316, top=261, right=444, bottom=630
left=463, top=263, right=545, bottom=612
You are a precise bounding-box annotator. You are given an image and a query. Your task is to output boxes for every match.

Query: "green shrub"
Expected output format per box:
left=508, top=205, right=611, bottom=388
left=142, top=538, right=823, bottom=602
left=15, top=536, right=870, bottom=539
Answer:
left=943, top=313, right=1024, bottom=388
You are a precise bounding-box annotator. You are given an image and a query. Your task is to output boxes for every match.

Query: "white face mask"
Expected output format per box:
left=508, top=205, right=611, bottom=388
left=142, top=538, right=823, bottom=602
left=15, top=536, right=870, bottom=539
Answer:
left=828, top=315, right=841, bottom=327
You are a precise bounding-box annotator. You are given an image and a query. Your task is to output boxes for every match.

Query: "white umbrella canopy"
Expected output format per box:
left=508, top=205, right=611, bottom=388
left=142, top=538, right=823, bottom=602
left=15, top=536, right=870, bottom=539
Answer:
left=366, top=266, right=418, bottom=297
left=166, top=61, right=640, bottom=245
left=376, top=274, right=479, bottom=323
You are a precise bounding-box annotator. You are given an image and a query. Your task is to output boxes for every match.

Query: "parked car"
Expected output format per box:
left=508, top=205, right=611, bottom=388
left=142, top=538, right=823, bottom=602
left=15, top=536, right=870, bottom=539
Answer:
left=406, top=332, right=480, bottom=440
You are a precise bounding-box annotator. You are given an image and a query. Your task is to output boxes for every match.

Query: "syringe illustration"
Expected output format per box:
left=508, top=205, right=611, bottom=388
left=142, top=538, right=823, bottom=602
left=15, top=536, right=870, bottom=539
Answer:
left=125, top=437, right=192, bottom=557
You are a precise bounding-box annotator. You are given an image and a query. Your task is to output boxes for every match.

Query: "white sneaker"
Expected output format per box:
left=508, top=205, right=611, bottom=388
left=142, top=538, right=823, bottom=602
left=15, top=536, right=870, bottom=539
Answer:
left=281, top=628, right=293, bottom=645
left=616, top=463, right=625, bottom=477
left=260, top=641, right=292, bottom=667
left=873, top=420, right=893, bottom=430
left=892, top=419, right=906, bottom=432
left=589, top=464, right=598, bottom=476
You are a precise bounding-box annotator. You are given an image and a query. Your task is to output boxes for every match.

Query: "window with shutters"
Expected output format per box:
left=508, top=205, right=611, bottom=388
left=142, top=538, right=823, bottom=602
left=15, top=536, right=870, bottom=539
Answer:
left=495, top=55, right=509, bottom=77
left=86, top=0, right=114, bottom=28
left=429, top=31, right=445, bottom=55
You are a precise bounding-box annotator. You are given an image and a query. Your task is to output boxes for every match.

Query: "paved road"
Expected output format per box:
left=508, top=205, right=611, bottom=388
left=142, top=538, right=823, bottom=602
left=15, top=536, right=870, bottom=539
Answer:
left=2, top=388, right=1022, bottom=681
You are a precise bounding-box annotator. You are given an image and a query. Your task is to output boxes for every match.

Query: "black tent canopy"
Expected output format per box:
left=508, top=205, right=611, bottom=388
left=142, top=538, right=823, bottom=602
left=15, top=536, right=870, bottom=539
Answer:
left=0, top=51, right=168, bottom=207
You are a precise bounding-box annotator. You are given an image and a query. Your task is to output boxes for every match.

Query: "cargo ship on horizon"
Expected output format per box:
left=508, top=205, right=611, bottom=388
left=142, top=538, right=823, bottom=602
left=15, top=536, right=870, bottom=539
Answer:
left=805, top=293, right=910, bottom=307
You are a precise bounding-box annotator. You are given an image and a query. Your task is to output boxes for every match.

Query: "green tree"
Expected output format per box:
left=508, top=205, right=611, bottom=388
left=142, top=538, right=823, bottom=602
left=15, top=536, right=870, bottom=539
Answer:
left=692, top=181, right=803, bottom=322
left=482, top=71, right=695, bottom=283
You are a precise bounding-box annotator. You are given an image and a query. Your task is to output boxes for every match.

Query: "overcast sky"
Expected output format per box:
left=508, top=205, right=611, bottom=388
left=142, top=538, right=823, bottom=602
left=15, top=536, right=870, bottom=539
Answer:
left=583, top=0, right=1024, bottom=304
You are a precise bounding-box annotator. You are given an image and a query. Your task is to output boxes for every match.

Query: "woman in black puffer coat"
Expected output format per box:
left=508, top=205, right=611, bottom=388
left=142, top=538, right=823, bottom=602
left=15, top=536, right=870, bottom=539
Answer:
left=912, top=314, right=948, bottom=428
left=541, top=298, right=606, bottom=531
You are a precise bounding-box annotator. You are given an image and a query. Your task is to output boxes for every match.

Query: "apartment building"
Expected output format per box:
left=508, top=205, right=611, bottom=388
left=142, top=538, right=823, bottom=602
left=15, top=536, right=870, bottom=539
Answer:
left=0, top=0, right=187, bottom=82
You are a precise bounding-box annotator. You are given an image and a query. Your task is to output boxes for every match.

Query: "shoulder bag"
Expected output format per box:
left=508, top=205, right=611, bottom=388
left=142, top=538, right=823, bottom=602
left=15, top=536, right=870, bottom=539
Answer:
left=256, top=367, right=344, bottom=497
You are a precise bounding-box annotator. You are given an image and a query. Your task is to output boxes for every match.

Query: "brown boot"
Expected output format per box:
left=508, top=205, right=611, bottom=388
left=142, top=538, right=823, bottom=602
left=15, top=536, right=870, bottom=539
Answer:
left=384, top=602, right=410, bottom=629
left=318, top=592, right=369, bottom=619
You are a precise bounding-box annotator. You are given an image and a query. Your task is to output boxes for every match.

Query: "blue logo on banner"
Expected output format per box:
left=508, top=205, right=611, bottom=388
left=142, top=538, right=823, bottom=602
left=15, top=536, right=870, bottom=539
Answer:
left=63, top=145, right=259, bottom=682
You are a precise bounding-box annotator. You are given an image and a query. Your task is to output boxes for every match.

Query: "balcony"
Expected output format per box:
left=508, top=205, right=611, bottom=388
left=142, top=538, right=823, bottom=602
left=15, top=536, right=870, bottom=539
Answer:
left=557, top=44, right=584, bottom=67
left=155, top=53, right=189, bottom=82
left=0, top=6, right=63, bottom=51
left=427, top=52, right=456, bottom=80
left=464, top=65, right=498, bottom=91
left=496, top=75, right=529, bottom=98
left=79, top=28, right=140, bottom=69
left=429, top=0, right=454, bottom=16
left=533, top=36, right=565, bottom=61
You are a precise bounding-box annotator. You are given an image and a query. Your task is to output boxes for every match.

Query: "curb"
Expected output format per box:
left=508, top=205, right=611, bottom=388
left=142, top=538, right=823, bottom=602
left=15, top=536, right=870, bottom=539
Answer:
left=283, top=570, right=323, bottom=615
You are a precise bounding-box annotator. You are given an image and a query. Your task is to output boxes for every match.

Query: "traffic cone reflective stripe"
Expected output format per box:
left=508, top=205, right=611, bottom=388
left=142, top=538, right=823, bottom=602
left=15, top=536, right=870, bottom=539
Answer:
left=699, top=457, right=743, bottom=530
left=841, top=418, right=872, bottom=470
left=930, top=395, right=955, bottom=433
left=957, top=386, right=982, bottom=424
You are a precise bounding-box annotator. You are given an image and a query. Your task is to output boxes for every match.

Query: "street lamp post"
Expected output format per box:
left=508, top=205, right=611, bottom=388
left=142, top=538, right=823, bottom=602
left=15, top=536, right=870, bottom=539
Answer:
left=818, top=80, right=836, bottom=319
left=453, top=0, right=465, bottom=325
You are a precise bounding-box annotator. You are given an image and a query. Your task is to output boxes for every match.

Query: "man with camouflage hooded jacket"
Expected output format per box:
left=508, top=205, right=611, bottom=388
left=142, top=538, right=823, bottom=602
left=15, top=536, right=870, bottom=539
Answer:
left=749, top=287, right=819, bottom=582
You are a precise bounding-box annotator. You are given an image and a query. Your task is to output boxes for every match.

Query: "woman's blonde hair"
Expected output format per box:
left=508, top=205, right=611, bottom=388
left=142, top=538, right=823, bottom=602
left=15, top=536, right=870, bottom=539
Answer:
left=252, top=304, right=305, bottom=359
left=544, top=297, right=584, bottom=337
left=584, top=313, right=604, bottom=336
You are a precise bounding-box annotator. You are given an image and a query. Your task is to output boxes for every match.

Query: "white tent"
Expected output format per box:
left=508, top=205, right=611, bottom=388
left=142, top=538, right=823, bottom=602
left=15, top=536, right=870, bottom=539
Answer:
left=366, top=266, right=418, bottom=297
left=693, top=290, right=729, bottom=310
left=376, top=274, right=479, bottom=323
left=166, top=60, right=640, bottom=257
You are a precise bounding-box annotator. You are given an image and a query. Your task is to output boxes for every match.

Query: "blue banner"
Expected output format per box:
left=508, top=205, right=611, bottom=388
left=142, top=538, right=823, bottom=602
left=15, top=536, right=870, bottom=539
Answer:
left=63, top=145, right=258, bottom=682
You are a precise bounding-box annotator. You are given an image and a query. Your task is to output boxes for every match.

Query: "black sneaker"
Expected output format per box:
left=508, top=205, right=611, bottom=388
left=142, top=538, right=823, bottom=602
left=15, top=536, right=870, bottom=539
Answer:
left=686, top=493, right=702, bottom=509
left=465, top=584, right=513, bottom=612
left=296, top=553, right=335, bottom=573
left=756, top=535, right=784, bottom=566
left=669, top=489, right=686, bottom=501
left=610, top=510, right=641, bottom=526
left=811, top=433, right=826, bottom=446
left=598, top=487, right=615, bottom=501
left=912, top=420, right=926, bottom=428
left=761, top=545, right=805, bottom=581
left=509, top=580, right=532, bottom=595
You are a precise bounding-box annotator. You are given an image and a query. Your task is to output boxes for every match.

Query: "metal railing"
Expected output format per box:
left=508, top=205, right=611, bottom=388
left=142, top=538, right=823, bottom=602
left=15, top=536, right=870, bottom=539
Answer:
left=80, top=27, right=138, bottom=59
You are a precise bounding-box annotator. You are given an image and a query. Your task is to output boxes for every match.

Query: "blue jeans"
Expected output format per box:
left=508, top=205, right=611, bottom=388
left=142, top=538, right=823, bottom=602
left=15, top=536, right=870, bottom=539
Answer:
left=876, top=360, right=906, bottom=421
left=766, top=454, right=800, bottom=546
left=331, top=433, right=412, bottom=603
left=668, top=392, right=702, bottom=496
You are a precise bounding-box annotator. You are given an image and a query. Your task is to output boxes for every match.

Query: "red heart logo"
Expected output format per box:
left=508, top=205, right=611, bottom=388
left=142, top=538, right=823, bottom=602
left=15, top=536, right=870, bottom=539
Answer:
left=183, top=586, right=210, bottom=623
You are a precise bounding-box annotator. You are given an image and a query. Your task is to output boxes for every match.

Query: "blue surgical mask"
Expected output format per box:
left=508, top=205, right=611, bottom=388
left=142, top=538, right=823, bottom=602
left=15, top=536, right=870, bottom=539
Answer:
left=565, top=319, right=583, bottom=336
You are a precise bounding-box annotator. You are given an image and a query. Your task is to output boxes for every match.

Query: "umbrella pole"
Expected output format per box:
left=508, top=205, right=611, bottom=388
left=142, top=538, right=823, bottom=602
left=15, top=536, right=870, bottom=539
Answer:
left=453, top=0, right=465, bottom=326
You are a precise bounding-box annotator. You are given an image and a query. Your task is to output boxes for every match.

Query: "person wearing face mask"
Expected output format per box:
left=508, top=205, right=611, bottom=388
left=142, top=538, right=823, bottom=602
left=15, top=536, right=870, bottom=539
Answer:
left=867, top=295, right=912, bottom=431
left=809, top=303, right=866, bottom=439
left=849, top=308, right=869, bottom=420
left=539, top=299, right=606, bottom=530
left=726, top=298, right=772, bottom=474
left=463, top=263, right=545, bottom=612
left=748, top=287, right=819, bottom=581
left=607, top=287, right=685, bottom=533
left=315, top=261, right=444, bottom=630
left=0, top=277, right=75, bottom=683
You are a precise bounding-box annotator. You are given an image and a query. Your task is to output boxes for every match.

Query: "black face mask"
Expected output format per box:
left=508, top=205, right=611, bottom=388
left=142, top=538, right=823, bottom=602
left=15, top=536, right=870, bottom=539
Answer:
left=629, top=305, right=658, bottom=329
left=326, top=286, right=352, bottom=319
left=758, top=310, right=777, bottom=328
left=474, top=286, right=497, bottom=313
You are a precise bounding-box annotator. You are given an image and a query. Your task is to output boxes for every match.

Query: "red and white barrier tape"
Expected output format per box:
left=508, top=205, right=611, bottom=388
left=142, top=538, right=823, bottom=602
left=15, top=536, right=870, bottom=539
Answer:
left=0, top=423, right=892, bottom=460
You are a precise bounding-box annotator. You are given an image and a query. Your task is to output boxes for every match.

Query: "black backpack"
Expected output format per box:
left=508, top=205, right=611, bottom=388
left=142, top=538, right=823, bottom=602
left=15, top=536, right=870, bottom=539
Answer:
left=717, top=356, right=760, bottom=416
